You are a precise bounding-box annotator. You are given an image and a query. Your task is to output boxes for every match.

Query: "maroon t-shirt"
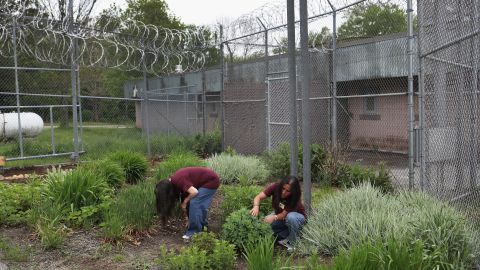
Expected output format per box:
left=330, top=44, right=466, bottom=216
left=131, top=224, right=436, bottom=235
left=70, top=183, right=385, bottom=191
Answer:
left=170, top=167, right=220, bottom=193
left=264, top=183, right=306, bottom=218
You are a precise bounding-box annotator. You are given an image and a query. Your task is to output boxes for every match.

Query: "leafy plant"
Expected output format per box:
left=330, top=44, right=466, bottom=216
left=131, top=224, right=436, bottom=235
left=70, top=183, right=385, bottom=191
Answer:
left=42, top=169, right=111, bottom=212
left=243, top=235, right=277, bottom=270
left=220, top=185, right=271, bottom=220
left=339, top=162, right=393, bottom=193
left=36, top=214, right=66, bottom=250
left=206, top=153, right=269, bottom=184
left=79, top=159, right=125, bottom=190
left=155, top=151, right=204, bottom=180
left=156, top=245, right=208, bottom=270
left=0, top=179, right=42, bottom=226
left=222, top=208, right=271, bottom=251
left=192, top=129, right=221, bottom=158
left=107, top=151, right=148, bottom=184
left=192, top=231, right=236, bottom=270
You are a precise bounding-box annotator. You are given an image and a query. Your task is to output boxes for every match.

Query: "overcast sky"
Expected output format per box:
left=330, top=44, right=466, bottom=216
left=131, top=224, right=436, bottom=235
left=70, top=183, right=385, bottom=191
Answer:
left=94, top=0, right=270, bottom=26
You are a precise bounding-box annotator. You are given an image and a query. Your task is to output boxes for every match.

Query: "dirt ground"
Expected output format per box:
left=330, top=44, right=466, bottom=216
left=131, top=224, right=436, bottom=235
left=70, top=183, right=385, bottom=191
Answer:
left=0, top=191, right=250, bottom=270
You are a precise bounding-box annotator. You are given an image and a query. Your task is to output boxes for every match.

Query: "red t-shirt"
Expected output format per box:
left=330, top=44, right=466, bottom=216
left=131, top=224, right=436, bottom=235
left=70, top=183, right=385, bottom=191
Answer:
left=170, top=167, right=220, bottom=193
left=263, top=183, right=306, bottom=218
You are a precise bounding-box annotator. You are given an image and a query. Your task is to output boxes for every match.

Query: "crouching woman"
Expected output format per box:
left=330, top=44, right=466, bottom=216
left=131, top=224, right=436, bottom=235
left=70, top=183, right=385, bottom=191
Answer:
left=155, top=167, right=220, bottom=240
left=250, top=176, right=306, bottom=250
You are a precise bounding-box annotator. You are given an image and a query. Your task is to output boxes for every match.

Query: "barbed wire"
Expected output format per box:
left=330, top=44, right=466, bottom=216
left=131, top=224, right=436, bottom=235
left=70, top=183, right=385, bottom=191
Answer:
left=0, top=3, right=215, bottom=75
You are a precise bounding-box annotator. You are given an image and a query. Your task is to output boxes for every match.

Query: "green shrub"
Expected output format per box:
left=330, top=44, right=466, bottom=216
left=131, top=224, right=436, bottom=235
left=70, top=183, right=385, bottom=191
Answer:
left=220, top=185, right=271, bottom=220
left=222, top=208, right=271, bottom=251
left=0, top=179, right=42, bottom=226
left=192, top=129, right=221, bottom=158
left=192, top=232, right=236, bottom=270
left=339, top=162, right=393, bottom=193
left=206, top=153, right=269, bottom=184
left=298, top=184, right=478, bottom=268
left=155, top=151, right=205, bottom=180
left=105, top=181, right=156, bottom=232
left=79, top=159, right=125, bottom=190
left=262, top=143, right=327, bottom=183
left=243, top=235, right=277, bottom=270
left=156, top=245, right=208, bottom=270
left=107, top=151, right=148, bottom=184
left=42, top=169, right=111, bottom=211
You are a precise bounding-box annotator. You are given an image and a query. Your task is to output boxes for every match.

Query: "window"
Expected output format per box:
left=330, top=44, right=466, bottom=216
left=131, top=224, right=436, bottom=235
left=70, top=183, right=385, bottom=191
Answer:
left=364, top=96, right=376, bottom=114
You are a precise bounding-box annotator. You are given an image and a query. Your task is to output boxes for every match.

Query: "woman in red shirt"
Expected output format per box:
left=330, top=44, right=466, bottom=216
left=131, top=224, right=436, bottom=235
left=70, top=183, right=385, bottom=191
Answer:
left=155, top=167, right=220, bottom=240
left=250, top=176, right=306, bottom=250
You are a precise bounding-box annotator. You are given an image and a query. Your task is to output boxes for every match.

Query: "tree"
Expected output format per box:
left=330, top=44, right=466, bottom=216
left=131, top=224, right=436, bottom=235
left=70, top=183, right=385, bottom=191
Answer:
left=338, top=3, right=407, bottom=40
left=123, top=0, right=184, bottom=29
left=272, top=27, right=332, bottom=55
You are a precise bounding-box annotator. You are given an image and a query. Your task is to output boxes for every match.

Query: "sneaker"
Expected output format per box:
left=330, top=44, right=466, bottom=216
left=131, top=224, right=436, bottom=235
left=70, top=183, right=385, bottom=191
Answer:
left=182, top=235, right=191, bottom=241
left=278, top=239, right=294, bottom=252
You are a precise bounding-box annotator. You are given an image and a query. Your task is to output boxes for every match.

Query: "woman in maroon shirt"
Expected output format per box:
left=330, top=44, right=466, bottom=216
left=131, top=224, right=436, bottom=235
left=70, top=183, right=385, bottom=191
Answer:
left=250, top=176, right=306, bottom=250
left=155, top=167, right=220, bottom=240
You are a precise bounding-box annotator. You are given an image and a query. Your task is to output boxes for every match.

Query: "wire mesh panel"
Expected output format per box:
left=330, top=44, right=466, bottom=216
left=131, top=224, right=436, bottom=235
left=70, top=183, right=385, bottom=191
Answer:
left=267, top=77, right=291, bottom=150
left=420, top=0, right=480, bottom=201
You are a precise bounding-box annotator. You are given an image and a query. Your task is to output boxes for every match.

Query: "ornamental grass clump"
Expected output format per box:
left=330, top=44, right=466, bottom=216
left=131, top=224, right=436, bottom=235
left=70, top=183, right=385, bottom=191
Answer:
left=221, top=208, right=271, bottom=251
left=42, top=169, right=111, bottom=211
left=298, top=184, right=478, bottom=268
left=155, top=151, right=205, bottom=180
left=106, top=151, right=148, bottom=184
left=79, top=159, right=125, bottom=190
left=206, top=153, right=269, bottom=184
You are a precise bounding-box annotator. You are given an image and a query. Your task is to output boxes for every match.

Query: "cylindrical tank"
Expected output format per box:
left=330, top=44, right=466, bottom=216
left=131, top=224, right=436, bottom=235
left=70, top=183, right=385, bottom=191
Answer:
left=0, top=112, right=44, bottom=139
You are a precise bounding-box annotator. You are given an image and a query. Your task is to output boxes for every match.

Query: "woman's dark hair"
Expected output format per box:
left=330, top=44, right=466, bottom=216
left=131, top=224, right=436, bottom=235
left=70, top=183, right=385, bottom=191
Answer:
left=155, top=180, right=180, bottom=225
left=275, top=175, right=301, bottom=209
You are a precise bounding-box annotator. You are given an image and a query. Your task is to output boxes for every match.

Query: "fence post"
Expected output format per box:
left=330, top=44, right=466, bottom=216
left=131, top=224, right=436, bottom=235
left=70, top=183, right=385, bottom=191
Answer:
left=220, top=24, right=225, bottom=151
left=417, top=0, right=426, bottom=191
left=68, top=0, right=80, bottom=162
left=202, top=70, right=207, bottom=136
left=257, top=18, right=269, bottom=151
left=468, top=1, right=479, bottom=189
left=330, top=4, right=338, bottom=151
left=142, top=54, right=151, bottom=158
left=287, top=0, right=298, bottom=177
left=407, top=0, right=415, bottom=189
left=300, top=0, right=312, bottom=214
left=11, top=16, right=24, bottom=158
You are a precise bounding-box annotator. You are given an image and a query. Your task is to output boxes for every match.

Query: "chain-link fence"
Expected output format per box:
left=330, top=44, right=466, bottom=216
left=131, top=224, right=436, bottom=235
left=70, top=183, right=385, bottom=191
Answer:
left=419, top=0, right=480, bottom=225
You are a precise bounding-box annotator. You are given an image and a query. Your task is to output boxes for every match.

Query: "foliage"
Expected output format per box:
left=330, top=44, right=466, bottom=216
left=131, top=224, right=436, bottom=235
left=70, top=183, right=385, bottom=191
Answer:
left=103, top=181, right=156, bottom=237
left=222, top=208, right=272, bottom=251
left=79, top=159, right=125, bottom=190
left=156, top=245, right=208, bottom=270
left=243, top=235, right=277, bottom=270
left=339, top=162, right=393, bottom=193
left=0, top=237, right=31, bottom=262
left=155, top=151, right=204, bottom=180
left=192, top=130, right=222, bottom=158
left=106, top=151, right=148, bottom=184
left=191, top=232, right=236, bottom=270
left=123, top=0, right=185, bottom=29
left=219, top=185, right=271, bottom=220
left=0, top=179, right=42, bottom=226
left=297, top=184, right=478, bottom=268
left=262, top=143, right=326, bottom=183
left=42, top=169, right=111, bottom=211
left=206, top=153, right=269, bottom=185
left=338, top=3, right=410, bottom=40
left=36, top=214, right=66, bottom=250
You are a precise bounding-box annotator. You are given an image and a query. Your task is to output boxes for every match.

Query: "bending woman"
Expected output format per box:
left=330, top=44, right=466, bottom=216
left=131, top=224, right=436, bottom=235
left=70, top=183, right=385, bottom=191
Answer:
left=250, top=176, right=306, bottom=249
left=155, top=167, right=220, bottom=240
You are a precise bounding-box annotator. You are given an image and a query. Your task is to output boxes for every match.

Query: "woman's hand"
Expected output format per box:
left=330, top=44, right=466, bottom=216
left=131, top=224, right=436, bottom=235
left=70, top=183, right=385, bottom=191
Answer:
left=250, top=205, right=259, bottom=216
left=264, top=214, right=277, bottom=224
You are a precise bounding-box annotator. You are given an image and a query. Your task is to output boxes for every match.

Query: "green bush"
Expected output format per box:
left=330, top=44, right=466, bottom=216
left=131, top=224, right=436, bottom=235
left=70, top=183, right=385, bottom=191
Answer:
left=156, top=245, right=208, bottom=270
left=192, top=232, right=236, bottom=270
left=155, top=151, right=205, bottom=180
left=222, top=208, right=272, bottom=251
left=220, top=185, right=271, bottom=220
left=107, top=151, right=148, bottom=184
left=104, top=181, right=156, bottom=234
left=42, top=169, right=111, bottom=211
left=339, top=162, right=393, bottom=193
left=262, top=143, right=327, bottom=183
left=192, top=129, right=221, bottom=158
left=79, top=159, right=125, bottom=190
left=0, top=179, right=42, bottom=226
left=206, top=153, right=269, bottom=184
left=297, top=184, right=478, bottom=268
left=243, top=235, right=277, bottom=270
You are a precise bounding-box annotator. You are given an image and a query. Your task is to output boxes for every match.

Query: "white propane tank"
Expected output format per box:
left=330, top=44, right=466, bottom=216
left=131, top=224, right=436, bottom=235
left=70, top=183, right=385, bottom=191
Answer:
left=0, top=112, right=44, bottom=139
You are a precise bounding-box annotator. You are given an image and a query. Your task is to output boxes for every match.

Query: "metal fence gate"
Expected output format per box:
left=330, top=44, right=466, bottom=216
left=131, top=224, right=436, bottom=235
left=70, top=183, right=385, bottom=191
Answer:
left=267, top=75, right=292, bottom=151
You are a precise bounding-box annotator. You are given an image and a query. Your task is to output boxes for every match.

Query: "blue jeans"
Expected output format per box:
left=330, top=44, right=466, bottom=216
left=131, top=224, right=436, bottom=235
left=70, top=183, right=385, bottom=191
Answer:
left=185, top=188, right=217, bottom=237
left=271, top=212, right=306, bottom=243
